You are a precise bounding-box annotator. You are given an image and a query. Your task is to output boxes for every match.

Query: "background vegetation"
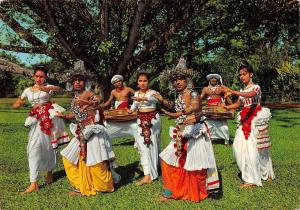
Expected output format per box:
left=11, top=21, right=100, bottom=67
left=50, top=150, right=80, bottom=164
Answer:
left=0, top=0, right=299, bottom=100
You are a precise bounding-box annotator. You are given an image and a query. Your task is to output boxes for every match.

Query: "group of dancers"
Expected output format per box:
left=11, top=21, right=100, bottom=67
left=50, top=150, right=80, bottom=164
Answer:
left=12, top=59, right=275, bottom=202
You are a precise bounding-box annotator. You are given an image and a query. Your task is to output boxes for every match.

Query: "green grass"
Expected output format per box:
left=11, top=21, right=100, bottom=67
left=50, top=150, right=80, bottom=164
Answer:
left=0, top=99, right=299, bottom=209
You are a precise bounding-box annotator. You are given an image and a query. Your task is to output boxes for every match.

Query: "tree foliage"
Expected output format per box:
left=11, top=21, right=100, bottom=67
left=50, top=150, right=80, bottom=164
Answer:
left=0, top=0, right=299, bottom=99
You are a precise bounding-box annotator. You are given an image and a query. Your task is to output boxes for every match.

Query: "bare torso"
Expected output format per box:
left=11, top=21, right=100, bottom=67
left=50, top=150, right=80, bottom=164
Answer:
left=112, top=86, right=134, bottom=102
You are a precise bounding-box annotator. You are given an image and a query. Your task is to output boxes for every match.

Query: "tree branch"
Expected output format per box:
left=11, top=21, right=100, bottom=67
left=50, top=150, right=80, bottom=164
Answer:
left=0, top=58, right=33, bottom=75
left=41, top=0, right=80, bottom=60
left=0, top=13, right=46, bottom=47
left=100, top=0, right=109, bottom=40
left=113, top=0, right=147, bottom=75
left=0, top=43, right=49, bottom=54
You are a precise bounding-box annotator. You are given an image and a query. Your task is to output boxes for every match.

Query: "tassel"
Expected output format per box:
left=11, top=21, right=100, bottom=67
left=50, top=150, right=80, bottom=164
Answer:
left=95, top=110, right=100, bottom=122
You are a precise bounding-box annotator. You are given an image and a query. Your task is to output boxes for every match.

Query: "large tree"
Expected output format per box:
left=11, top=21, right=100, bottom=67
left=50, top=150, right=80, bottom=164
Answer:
left=0, top=0, right=298, bottom=96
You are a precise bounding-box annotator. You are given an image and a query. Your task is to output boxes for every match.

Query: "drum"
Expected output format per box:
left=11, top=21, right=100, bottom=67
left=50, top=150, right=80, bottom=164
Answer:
left=202, top=105, right=235, bottom=119
left=103, top=109, right=137, bottom=122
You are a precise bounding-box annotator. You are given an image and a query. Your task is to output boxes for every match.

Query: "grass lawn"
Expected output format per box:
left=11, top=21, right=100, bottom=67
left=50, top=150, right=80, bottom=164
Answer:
left=0, top=98, right=299, bottom=209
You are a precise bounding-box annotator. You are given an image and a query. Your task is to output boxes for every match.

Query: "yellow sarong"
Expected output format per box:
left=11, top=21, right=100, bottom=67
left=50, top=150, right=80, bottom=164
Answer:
left=63, top=157, right=114, bottom=196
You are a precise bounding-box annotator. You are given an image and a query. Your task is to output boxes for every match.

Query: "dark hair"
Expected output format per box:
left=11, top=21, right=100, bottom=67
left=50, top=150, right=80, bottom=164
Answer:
left=239, top=60, right=253, bottom=73
left=72, top=74, right=86, bottom=82
left=137, top=70, right=149, bottom=81
left=170, top=72, right=187, bottom=82
left=33, top=64, right=48, bottom=75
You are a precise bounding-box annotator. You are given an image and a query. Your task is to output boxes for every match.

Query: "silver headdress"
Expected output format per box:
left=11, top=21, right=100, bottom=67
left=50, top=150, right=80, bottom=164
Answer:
left=159, top=58, right=200, bottom=91
left=206, top=73, right=223, bottom=85
left=66, top=60, right=95, bottom=92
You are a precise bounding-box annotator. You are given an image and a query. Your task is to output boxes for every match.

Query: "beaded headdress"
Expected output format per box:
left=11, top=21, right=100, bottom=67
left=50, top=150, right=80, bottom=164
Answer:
left=159, top=57, right=199, bottom=91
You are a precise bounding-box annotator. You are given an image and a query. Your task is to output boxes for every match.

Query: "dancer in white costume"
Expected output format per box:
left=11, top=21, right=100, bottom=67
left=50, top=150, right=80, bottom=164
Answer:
left=223, top=60, right=275, bottom=188
left=128, top=71, right=161, bottom=185
left=155, top=58, right=220, bottom=202
left=200, top=74, right=231, bottom=145
left=12, top=65, right=69, bottom=194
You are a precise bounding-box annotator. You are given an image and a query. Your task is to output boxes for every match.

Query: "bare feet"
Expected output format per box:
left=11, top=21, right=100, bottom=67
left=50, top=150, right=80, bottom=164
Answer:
left=20, top=182, right=39, bottom=195
left=45, top=171, right=54, bottom=185
left=136, top=175, right=152, bottom=186
left=239, top=183, right=257, bottom=188
left=68, top=191, right=81, bottom=196
left=159, top=196, right=171, bottom=202
left=267, top=177, right=273, bottom=182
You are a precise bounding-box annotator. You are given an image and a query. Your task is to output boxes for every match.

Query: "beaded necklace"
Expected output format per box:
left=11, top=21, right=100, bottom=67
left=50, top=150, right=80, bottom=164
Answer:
left=31, top=86, right=42, bottom=105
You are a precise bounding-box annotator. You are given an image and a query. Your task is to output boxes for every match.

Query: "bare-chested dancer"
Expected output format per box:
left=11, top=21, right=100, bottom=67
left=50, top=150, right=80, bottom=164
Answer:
left=102, top=75, right=134, bottom=110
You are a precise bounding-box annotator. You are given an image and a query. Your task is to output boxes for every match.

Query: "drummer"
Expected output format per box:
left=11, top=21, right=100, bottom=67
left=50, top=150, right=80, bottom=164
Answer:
left=102, top=75, right=135, bottom=110
left=200, top=74, right=232, bottom=145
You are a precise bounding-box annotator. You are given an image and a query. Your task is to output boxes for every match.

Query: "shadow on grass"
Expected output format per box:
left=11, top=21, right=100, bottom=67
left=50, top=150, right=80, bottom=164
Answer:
left=53, top=169, right=67, bottom=182
left=116, top=161, right=141, bottom=186
left=37, top=170, right=67, bottom=189
left=212, top=138, right=233, bottom=145
left=113, top=138, right=135, bottom=146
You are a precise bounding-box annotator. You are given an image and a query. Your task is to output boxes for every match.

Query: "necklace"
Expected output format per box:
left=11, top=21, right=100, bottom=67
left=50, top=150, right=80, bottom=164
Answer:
left=116, top=86, right=125, bottom=93
left=243, top=82, right=254, bottom=90
left=208, top=85, right=219, bottom=95
left=138, top=88, right=149, bottom=97
left=137, top=89, right=149, bottom=109
left=31, top=86, right=42, bottom=105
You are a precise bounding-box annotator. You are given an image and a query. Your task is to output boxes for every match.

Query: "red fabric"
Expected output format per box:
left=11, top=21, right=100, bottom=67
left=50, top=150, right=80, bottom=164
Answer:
left=207, top=97, right=222, bottom=105
left=138, top=111, right=157, bottom=147
left=75, top=116, right=96, bottom=161
left=161, top=160, right=208, bottom=202
left=116, top=101, right=129, bottom=109
left=240, top=105, right=262, bottom=140
left=29, top=102, right=54, bottom=136
left=51, top=135, right=69, bottom=144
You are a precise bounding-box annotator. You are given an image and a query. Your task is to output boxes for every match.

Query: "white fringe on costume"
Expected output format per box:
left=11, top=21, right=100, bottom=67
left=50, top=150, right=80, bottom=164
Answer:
left=60, top=123, right=116, bottom=167
left=160, top=122, right=220, bottom=191
left=134, top=113, right=161, bottom=180
left=104, top=121, right=138, bottom=140
left=205, top=119, right=230, bottom=144
left=233, top=107, right=275, bottom=186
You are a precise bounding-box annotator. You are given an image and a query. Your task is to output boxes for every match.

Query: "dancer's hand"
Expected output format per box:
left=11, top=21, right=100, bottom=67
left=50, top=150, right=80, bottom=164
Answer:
left=152, top=93, right=163, bottom=102
left=75, top=99, right=91, bottom=106
left=37, top=85, right=50, bottom=93
left=161, top=109, right=181, bottom=118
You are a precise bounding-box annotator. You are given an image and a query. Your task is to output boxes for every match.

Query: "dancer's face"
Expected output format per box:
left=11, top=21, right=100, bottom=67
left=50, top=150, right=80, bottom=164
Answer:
left=33, top=70, right=46, bottom=86
left=173, top=78, right=187, bottom=92
left=114, top=80, right=123, bottom=88
left=73, top=78, right=85, bottom=91
left=137, top=75, right=149, bottom=91
left=239, top=68, right=253, bottom=84
left=209, top=77, right=218, bottom=86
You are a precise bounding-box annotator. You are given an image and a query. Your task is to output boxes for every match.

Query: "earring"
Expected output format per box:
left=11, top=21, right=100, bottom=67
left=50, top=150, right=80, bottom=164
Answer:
left=249, top=78, right=253, bottom=83
left=66, top=82, right=73, bottom=92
